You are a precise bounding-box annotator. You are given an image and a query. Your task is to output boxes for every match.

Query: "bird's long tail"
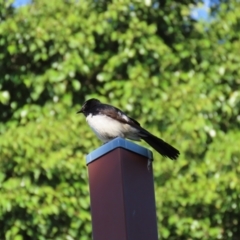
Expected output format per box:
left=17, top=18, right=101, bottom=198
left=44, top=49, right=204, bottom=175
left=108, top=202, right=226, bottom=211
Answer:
left=140, top=132, right=179, bottom=160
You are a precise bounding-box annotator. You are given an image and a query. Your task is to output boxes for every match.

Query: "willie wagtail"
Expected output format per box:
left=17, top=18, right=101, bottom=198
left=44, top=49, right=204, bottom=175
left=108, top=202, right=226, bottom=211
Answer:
left=77, top=98, right=179, bottom=160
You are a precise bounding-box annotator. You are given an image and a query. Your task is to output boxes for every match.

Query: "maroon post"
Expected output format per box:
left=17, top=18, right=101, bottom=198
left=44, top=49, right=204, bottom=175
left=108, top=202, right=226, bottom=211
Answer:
left=86, top=137, right=158, bottom=240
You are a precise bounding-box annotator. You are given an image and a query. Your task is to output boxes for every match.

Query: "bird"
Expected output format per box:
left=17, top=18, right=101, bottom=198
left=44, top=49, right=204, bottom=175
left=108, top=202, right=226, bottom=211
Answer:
left=77, top=98, right=179, bottom=160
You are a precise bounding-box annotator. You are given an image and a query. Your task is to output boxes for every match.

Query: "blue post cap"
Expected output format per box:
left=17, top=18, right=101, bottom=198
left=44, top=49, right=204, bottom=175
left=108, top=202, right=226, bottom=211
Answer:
left=86, top=137, right=153, bottom=165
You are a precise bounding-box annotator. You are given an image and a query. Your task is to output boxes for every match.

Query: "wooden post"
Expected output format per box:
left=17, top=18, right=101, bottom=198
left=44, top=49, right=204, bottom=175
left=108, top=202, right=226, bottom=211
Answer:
left=86, top=137, right=158, bottom=240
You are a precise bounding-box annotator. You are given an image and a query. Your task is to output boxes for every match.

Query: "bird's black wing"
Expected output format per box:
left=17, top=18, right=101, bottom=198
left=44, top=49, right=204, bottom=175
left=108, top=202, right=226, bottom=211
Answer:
left=99, top=103, right=141, bottom=127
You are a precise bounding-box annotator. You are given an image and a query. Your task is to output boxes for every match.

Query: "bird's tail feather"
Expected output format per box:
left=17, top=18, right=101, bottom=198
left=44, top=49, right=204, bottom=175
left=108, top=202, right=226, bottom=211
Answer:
left=140, top=132, right=179, bottom=160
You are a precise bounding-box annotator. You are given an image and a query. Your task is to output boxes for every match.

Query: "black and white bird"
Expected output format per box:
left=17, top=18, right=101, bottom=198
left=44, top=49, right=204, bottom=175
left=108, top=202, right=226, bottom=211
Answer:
left=77, top=98, right=179, bottom=160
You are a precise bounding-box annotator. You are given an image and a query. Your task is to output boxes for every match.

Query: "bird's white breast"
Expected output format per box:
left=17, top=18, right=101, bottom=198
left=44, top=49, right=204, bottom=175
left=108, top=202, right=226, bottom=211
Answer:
left=86, top=114, right=140, bottom=143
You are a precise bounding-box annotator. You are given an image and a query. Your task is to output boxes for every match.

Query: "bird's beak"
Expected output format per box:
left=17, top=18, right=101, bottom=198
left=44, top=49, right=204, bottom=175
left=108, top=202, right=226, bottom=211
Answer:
left=76, top=109, right=83, bottom=114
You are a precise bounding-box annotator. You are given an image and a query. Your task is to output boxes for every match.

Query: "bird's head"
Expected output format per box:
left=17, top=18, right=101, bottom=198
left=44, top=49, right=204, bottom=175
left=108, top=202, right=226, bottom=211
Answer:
left=77, top=98, right=101, bottom=116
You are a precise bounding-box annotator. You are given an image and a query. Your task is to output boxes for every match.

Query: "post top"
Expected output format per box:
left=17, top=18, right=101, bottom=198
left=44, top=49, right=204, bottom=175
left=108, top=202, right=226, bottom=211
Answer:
left=86, top=137, right=153, bottom=164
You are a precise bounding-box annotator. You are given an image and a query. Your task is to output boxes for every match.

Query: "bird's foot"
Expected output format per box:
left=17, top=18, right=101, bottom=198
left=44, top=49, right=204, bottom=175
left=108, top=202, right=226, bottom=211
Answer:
left=147, top=159, right=152, bottom=171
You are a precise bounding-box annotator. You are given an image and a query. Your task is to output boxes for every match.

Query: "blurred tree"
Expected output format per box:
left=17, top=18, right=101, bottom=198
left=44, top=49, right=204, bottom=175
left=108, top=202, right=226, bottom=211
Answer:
left=0, top=0, right=240, bottom=239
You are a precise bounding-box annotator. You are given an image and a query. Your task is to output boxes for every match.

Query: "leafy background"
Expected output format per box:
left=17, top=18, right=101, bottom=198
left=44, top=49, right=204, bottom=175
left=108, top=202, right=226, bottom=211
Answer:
left=0, top=0, right=240, bottom=239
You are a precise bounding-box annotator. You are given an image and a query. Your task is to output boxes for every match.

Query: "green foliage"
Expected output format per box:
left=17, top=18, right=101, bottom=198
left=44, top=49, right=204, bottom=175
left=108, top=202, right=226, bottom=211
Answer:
left=0, top=0, right=240, bottom=239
